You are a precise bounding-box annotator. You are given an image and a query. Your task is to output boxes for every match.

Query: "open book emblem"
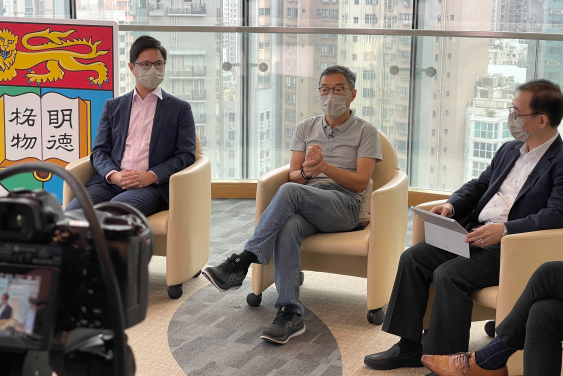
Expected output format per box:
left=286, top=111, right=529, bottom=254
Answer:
left=0, top=92, right=91, bottom=182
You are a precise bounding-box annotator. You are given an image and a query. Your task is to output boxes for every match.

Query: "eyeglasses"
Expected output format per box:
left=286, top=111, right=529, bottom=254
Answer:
left=508, top=106, right=541, bottom=120
left=318, top=86, right=349, bottom=96
left=134, top=61, right=166, bottom=70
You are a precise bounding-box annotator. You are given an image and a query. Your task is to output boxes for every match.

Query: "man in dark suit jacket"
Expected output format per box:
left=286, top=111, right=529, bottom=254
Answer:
left=65, top=36, right=195, bottom=216
left=0, top=293, right=12, bottom=320
left=364, top=79, right=563, bottom=375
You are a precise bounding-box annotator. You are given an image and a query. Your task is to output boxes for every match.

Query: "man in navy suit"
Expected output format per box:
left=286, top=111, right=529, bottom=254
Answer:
left=0, top=293, right=12, bottom=320
left=65, top=36, right=195, bottom=216
left=364, top=79, right=563, bottom=374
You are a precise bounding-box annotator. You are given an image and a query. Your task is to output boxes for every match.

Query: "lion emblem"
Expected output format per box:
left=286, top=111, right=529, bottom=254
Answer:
left=0, top=28, right=109, bottom=87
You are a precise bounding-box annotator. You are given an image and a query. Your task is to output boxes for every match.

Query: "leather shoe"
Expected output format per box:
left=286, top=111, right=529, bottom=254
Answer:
left=422, top=352, right=508, bottom=376
left=364, top=344, right=424, bottom=370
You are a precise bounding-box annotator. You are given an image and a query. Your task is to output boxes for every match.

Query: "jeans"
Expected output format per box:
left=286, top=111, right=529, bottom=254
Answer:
left=244, top=182, right=361, bottom=315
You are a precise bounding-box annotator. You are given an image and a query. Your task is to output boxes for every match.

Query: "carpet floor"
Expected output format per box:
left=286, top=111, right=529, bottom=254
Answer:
left=126, top=199, right=493, bottom=376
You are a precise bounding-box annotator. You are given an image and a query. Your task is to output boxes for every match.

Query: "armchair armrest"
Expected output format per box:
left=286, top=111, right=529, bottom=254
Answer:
left=412, top=199, right=448, bottom=246
left=496, top=228, right=563, bottom=323
left=255, top=164, right=290, bottom=226
left=165, top=154, right=212, bottom=285
left=63, top=156, right=95, bottom=208
left=367, top=170, right=409, bottom=309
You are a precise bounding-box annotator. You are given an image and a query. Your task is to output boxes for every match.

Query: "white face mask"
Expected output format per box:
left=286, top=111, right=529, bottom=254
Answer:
left=507, top=113, right=540, bottom=143
left=321, top=93, right=351, bottom=119
left=137, top=66, right=165, bottom=90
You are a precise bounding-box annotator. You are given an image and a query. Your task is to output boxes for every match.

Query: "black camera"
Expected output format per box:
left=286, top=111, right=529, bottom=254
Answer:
left=0, top=163, right=152, bottom=376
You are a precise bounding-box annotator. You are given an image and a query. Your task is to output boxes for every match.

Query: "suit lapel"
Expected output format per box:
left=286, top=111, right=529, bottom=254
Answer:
left=514, top=135, right=563, bottom=203
left=118, top=92, right=134, bottom=164
left=149, top=91, right=171, bottom=159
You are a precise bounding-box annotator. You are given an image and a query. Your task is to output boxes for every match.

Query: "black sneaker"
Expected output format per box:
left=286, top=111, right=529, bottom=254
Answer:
left=202, top=254, right=247, bottom=292
left=260, top=305, right=306, bottom=344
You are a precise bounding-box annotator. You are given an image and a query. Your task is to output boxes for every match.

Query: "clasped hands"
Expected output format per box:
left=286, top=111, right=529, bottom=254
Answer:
left=430, top=203, right=504, bottom=247
left=109, top=169, right=158, bottom=190
left=302, top=144, right=327, bottom=178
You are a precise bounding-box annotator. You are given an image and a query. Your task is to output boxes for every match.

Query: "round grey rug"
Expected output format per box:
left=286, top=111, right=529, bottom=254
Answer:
left=168, top=279, right=342, bottom=376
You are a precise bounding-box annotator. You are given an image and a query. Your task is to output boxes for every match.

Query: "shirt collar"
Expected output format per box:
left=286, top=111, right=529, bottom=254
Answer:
left=520, top=132, right=559, bottom=159
left=322, top=109, right=356, bottom=135
left=133, top=85, right=163, bottom=102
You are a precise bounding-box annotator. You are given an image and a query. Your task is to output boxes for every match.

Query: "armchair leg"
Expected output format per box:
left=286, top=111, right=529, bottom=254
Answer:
left=246, top=292, right=262, bottom=307
left=367, top=308, right=385, bottom=325
left=167, top=284, right=183, bottom=299
left=484, top=320, right=496, bottom=337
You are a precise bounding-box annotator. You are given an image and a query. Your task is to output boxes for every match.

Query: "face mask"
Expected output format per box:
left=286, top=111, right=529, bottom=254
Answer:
left=137, top=66, right=165, bottom=90
left=321, top=93, right=351, bottom=119
left=507, top=113, right=540, bottom=143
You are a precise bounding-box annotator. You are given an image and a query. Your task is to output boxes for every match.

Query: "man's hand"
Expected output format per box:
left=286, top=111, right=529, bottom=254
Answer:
left=111, top=170, right=158, bottom=189
left=305, top=144, right=324, bottom=166
left=430, top=203, right=454, bottom=217
left=465, top=223, right=504, bottom=247
left=302, top=160, right=326, bottom=179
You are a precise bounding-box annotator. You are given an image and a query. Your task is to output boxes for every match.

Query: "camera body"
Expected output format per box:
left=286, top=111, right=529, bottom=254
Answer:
left=0, top=189, right=151, bottom=353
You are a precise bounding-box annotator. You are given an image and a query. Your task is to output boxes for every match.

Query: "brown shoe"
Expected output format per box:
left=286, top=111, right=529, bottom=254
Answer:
left=421, top=352, right=508, bottom=376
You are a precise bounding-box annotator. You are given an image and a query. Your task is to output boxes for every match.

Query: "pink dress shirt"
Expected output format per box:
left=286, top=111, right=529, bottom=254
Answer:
left=106, top=86, right=162, bottom=184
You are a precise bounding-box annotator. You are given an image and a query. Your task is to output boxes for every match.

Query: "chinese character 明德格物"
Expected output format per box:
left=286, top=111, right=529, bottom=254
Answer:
left=9, top=108, right=37, bottom=127
left=10, top=133, right=37, bottom=150
left=46, top=133, right=74, bottom=152
left=47, top=109, right=73, bottom=129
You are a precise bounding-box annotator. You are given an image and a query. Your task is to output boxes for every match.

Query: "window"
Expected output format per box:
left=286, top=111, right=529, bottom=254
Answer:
left=330, top=9, right=338, bottom=20
left=354, top=17, right=359, bottom=23
left=355, top=0, right=359, bottom=3
left=447, top=72, right=451, bottom=78
left=229, top=150, right=235, bottom=159
left=398, top=158, right=406, bottom=169
left=363, top=70, right=376, bottom=80
left=431, top=147, right=435, bottom=155
left=432, top=110, right=436, bottom=118
left=398, top=105, right=408, bottom=116
left=445, top=110, right=449, bottom=115
left=352, top=54, right=358, bottom=61
left=365, top=14, right=377, bottom=23
left=321, top=9, right=328, bottom=19
left=445, top=128, right=448, bottom=135
left=399, top=87, right=408, bottom=98
left=294, top=8, right=298, bottom=18
left=431, top=166, right=435, bottom=173
left=473, top=142, right=497, bottom=159
left=353, top=36, right=358, bottom=42
left=448, top=53, right=452, bottom=59
left=438, top=15, right=442, bottom=22
left=474, top=122, right=498, bottom=139
left=435, top=54, right=439, bottom=62
left=502, top=122, right=509, bottom=137
left=446, top=91, right=450, bottom=96
left=363, top=88, right=376, bottom=98
left=443, top=165, right=447, bottom=171
left=287, top=8, right=292, bottom=18
left=285, top=142, right=290, bottom=151
left=450, top=14, right=454, bottom=20
left=472, top=162, right=488, bottom=178
left=397, top=122, right=407, bottom=134
left=395, top=140, right=407, bottom=152
left=443, top=147, right=447, bottom=153
left=433, top=92, right=437, bottom=99
left=285, top=126, right=291, bottom=136
left=432, top=129, right=436, bottom=136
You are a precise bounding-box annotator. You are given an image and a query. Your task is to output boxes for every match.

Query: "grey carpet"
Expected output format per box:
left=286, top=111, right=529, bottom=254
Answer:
left=168, top=279, right=342, bottom=376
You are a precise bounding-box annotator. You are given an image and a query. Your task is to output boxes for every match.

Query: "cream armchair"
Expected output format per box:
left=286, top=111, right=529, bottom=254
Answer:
left=415, top=199, right=563, bottom=376
left=247, top=131, right=408, bottom=324
left=63, top=133, right=211, bottom=299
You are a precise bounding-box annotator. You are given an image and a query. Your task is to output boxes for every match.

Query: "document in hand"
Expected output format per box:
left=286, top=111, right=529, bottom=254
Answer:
left=412, top=207, right=470, bottom=258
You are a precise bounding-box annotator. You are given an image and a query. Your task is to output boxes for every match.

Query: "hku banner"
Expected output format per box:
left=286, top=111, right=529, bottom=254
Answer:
left=0, top=18, right=118, bottom=201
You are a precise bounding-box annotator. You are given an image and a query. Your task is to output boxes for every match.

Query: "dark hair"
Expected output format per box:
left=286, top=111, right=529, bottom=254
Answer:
left=2, top=293, right=8, bottom=300
left=319, top=65, right=356, bottom=90
left=129, top=35, right=167, bottom=63
left=517, top=79, right=563, bottom=127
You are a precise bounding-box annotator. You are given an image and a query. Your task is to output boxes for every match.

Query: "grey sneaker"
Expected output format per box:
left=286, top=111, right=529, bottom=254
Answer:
left=202, top=254, right=247, bottom=292
left=260, top=305, right=305, bottom=344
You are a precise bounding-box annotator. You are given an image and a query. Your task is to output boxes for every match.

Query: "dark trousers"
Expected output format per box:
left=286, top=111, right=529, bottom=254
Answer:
left=65, top=178, right=167, bottom=217
left=382, top=240, right=501, bottom=355
left=496, top=261, right=563, bottom=376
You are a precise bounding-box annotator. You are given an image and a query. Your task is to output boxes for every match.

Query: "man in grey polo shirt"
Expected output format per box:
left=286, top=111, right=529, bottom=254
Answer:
left=203, top=65, right=381, bottom=344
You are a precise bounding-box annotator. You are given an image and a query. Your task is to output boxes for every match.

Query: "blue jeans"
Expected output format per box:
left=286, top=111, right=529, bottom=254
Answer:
left=245, top=182, right=361, bottom=314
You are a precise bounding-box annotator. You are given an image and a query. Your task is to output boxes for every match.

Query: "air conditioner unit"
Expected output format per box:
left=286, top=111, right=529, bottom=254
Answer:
left=547, top=60, right=560, bottom=66
left=550, top=9, right=563, bottom=14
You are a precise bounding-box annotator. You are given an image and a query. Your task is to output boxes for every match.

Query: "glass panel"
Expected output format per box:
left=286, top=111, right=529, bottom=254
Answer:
left=410, top=36, right=536, bottom=191
left=6, top=0, right=70, bottom=17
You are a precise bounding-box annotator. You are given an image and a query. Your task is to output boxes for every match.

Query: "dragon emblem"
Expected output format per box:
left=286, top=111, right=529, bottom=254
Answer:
left=0, top=27, right=109, bottom=88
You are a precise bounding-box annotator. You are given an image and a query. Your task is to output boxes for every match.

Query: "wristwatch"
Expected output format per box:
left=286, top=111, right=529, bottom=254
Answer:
left=502, top=224, right=508, bottom=237
left=300, top=168, right=312, bottom=180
